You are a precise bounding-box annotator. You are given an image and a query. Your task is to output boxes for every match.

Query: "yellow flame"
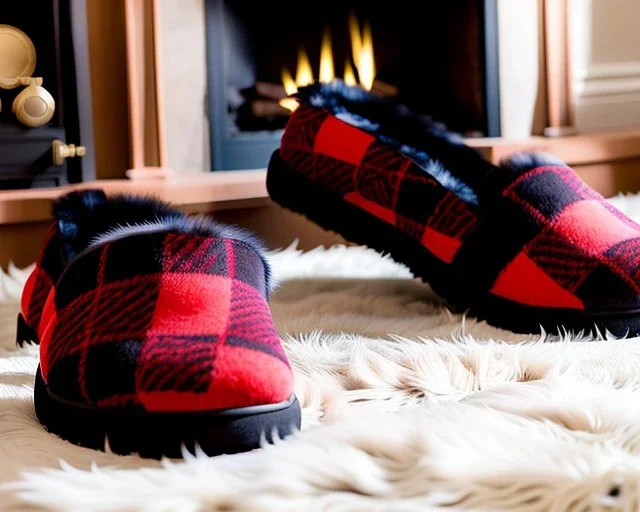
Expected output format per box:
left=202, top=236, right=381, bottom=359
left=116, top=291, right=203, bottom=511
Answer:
left=349, top=11, right=362, bottom=69
left=344, top=59, right=357, bottom=86
left=281, top=15, right=376, bottom=110
left=279, top=98, right=299, bottom=112
left=358, top=21, right=375, bottom=90
left=295, top=47, right=314, bottom=87
left=281, top=68, right=297, bottom=96
left=280, top=68, right=299, bottom=111
left=349, top=12, right=362, bottom=71
left=319, top=28, right=335, bottom=83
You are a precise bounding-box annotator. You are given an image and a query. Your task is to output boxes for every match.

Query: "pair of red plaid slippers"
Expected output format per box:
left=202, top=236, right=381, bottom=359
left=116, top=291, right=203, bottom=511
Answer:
left=22, top=81, right=640, bottom=459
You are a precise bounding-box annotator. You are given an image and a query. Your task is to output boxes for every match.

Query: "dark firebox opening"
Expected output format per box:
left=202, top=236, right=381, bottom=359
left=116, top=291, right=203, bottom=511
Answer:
left=226, top=0, right=489, bottom=135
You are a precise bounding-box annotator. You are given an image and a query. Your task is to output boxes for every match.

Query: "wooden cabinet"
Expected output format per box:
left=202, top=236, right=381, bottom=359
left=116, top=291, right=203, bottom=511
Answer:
left=0, top=0, right=95, bottom=188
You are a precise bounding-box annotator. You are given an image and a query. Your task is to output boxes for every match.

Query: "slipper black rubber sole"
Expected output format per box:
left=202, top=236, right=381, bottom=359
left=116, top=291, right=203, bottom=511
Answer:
left=19, top=315, right=301, bottom=459
left=16, top=312, right=38, bottom=347
left=34, top=366, right=301, bottom=459
left=267, top=150, right=640, bottom=337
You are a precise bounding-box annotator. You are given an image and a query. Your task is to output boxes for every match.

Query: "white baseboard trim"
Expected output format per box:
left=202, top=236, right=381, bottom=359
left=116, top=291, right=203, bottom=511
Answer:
left=573, top=61, right=640, bottom=131
left=574, top=61, right=640, bottom=82
left=575, top=92, right=640, bottom=132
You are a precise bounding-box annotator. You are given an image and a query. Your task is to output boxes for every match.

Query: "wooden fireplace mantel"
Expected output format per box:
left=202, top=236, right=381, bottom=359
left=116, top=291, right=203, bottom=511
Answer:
left=0, top=124, right=639, bottom=226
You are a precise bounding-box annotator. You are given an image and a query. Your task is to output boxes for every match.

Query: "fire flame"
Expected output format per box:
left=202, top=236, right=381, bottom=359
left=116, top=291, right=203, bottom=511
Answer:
left=358, top=21, right=375, bottom=91
left=279, top=14, right=375, bottom=112
left=344, top=59, right=357, bottom=87
left=281, top=68, right=296, bottom=96
left=295, top=47, right=314, bottom=88
left=349, top=12, right=362, bottom=71
left=280, top=68, right=300, bottom=111
left=319, top=28, right=335, bottom=83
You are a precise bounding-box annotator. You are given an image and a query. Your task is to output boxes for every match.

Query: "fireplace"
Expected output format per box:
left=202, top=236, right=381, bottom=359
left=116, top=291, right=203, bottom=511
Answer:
left=205, top=0, right=500, bottom=171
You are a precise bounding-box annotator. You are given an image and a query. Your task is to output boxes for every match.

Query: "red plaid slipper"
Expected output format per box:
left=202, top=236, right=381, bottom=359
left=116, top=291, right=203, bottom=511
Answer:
left=267, top=82, right=640, bottom=336
left=20, top=191, right=300, bottom=458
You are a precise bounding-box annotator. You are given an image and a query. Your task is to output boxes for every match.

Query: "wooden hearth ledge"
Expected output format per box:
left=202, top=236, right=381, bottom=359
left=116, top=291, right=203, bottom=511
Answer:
left=468, top=127, right=640, bottom=166
left=0, top=170, right=268, bottom=225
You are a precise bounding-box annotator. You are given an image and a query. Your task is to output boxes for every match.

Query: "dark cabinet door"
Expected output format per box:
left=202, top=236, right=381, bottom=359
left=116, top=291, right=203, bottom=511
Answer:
left=0, top=0, right=94, bottom=189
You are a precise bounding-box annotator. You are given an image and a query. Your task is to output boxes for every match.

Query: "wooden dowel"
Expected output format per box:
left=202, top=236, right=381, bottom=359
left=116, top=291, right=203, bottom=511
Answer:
left=543, top=0, right=576, bottom=136
left=124, top=0, right=169, bottom=173
left=124, top=0, right=144, bottom=169
left=151, top=0, right=167, bottom=168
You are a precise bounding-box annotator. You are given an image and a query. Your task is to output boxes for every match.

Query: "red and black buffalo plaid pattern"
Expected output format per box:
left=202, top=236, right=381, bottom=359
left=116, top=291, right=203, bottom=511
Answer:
left=25, top=230, right=293, bottom=411
left=21, top=225, right=64, bottom=339
left=280, top=104, right=640, bottom=311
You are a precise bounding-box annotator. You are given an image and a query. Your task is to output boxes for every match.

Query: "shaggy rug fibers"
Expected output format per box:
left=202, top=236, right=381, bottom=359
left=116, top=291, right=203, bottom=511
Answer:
left=3, top=195, right=640, bottom=511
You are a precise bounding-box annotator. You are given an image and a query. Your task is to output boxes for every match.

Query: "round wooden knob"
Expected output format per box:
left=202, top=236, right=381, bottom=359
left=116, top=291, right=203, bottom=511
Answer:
left=12, top=83, right=55, bottom=127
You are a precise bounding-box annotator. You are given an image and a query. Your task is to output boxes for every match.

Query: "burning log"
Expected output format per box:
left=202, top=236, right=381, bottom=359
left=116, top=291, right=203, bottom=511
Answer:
left=248, top=99, right=290, bottom=117
left=236, top=100, right=289, bottom=131
left=371, top=79, right=398, bottom=98
left=240, top=82, right=287, bottom=102
left=234, top=83, right=291, bottom=131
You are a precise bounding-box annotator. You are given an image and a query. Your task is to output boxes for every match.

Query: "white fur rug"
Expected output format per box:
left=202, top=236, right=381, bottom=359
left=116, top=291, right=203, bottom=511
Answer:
left=3, top=195, right=640, bottom=511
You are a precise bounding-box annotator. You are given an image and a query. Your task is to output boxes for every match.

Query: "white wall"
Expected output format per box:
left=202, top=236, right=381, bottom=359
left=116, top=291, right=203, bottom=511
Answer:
left=159, top=0, right=210, bottom=172
left=571, top=0, right=640, bottom=131
left=497, top=0, right=542, bottom=138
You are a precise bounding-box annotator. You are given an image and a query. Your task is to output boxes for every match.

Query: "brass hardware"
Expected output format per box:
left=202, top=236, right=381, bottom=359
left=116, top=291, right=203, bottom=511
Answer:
left=0, top=26, right=55, bottom=127
left=12, top=77, right=55, bottom=127
left=0, top=25, right=36, bottom=89
left=52, top=140, right=86, bottom=166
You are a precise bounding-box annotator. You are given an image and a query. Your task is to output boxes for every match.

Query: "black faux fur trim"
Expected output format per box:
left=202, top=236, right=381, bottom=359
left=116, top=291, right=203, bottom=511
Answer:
left=294, top=82, right=578, bottom=205
left=53, top=190, right=184, bottom=263
left=92, top=215, right=273, bottom=293
left=53, top=190, right=272, bottom=292
left=295, top=81, right=499, bottom=205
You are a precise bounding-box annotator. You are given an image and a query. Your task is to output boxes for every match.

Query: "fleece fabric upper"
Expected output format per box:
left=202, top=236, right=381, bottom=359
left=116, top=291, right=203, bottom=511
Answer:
left=277, top=82, right=640, bottom=313
left=22, top=190, right=292, bottom=412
